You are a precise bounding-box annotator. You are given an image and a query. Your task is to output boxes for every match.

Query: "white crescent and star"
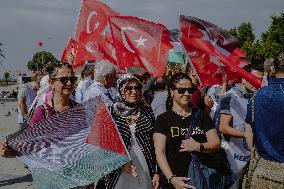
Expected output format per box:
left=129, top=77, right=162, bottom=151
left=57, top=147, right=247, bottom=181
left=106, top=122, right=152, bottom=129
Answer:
left=134, top=36, right=147, bottom=48
left=85, top=42, right=97, bottom=53
left=121, top=27, right=137, bottom=53
left=120, top=26, right=148, bottom=53
left=86, top=11, right=100, bottom=33
left=95, top=22, right=100, bottom=30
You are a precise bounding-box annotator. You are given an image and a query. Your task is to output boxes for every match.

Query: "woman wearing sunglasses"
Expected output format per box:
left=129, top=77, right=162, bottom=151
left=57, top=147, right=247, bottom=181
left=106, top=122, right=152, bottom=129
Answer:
left=102, top=76, right=159, bottom=189
left=29, top=61, right=77, bottom=125
left=0, top=62, right=77, bottom=157
left=154, top=73, right=221, bottom=189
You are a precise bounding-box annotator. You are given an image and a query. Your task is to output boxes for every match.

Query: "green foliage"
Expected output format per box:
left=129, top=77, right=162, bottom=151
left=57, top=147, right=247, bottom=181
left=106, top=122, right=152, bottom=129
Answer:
left=227, top=12, right=284, bottom=61
left=27, top=51, right=57, bottom=71
left=261, top=12, right=284, bottom=58
left=228, top=22, right=255, bottom=47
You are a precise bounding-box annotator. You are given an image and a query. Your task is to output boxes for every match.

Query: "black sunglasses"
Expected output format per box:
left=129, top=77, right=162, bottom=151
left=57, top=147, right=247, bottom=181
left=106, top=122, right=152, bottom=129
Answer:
left=124, top=86, right=142, bottom=91
left=174, top=87, right=195, bottom=94
left=52, top=76, right=77, bottom=84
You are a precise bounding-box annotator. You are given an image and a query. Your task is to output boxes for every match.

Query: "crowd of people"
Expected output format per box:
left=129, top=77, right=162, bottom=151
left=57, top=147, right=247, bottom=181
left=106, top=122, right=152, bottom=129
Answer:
left=0, top=51, right=284, bottom=189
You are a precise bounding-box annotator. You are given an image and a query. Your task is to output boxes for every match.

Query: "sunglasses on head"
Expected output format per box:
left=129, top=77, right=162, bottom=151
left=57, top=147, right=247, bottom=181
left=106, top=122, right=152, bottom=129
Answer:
left=52, top=76, right=77, bottom=84
left=174, top=87, right=195, bottom=94
left=54, top=61, right=72, bottom=68
left=124, top=85, right=142, bottom=91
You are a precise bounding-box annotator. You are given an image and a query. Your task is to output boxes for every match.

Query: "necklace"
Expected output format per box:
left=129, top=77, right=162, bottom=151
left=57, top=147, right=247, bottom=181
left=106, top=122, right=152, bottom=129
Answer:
left=125, top=112, right=140, bottom=125
left=172, top=108, right=191, bottom=119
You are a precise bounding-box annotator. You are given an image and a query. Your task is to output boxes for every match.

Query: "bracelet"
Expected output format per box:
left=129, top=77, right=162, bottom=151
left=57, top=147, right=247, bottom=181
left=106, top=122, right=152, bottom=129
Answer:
left=199, top=143, right=205, bottom=152
left=168, top=175, right=176, bottom=184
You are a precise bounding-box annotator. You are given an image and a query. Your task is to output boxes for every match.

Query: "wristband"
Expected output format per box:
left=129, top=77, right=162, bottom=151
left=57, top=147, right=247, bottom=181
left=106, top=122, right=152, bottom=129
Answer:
left=199, top=143, right=205, bottom=152
left=168, top=175, right=176, bottom=184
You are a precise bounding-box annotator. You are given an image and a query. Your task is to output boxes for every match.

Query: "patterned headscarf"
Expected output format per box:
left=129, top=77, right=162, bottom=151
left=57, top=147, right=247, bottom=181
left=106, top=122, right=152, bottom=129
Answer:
left=113, top=74, right=143, bottom=117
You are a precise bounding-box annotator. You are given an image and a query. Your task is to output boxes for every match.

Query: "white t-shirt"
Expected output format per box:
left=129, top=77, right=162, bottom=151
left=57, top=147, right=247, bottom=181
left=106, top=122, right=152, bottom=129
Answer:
left=18, top=83, right=37, bottom=123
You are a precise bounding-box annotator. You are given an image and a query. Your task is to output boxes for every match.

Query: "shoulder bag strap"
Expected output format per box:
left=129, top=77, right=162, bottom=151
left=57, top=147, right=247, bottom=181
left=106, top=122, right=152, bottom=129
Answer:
left=42, top=104, right=49, bottom=119
left=251, top=93, right=255, bottom=127
left=186, top=109, right=201, bottom=139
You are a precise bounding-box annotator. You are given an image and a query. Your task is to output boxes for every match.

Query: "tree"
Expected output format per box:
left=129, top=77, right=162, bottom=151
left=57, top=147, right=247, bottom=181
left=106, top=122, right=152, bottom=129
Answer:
left=27, top=51, right=57, bottom=71
left=4, top=72, right=10, bottom=85
left=261, top=12, right=284, bottom=58
left=0, top=43, right=5, bottom=64
left=227, top=22, right=255, bottom=48
left=227, top=12, right=284, bottom=61
left=242, top=40, right=264, bottom=58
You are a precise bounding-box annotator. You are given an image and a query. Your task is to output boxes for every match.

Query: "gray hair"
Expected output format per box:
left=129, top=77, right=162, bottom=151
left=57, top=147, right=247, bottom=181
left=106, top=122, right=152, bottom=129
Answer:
left=274, top=52, right=284, bottom=73
left=94, top=60, right=118, bottom=81
left=264, top=58, right=274, bottom=72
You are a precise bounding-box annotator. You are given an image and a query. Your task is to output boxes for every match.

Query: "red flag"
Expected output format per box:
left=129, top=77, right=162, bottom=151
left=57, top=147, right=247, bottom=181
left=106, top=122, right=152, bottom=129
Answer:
left=79, top=32, right=103, bottom=60
left=180, top=15, right=262, bottom=88
left=74, top=0, right=118, bottom=40
left=86, top=100, right=127, bottom=155
left=61, top=38, right=76, bottom=61
left=72, top=33, right=103, bottom=70
left=97, top=32, right=118, bottom=66
left=38, top=41, right=43, bottom=46
left=109, top=16, right=172, bottom=77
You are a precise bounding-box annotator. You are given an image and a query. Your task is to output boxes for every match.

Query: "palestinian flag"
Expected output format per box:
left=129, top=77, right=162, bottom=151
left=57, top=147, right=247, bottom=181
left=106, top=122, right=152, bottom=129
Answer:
left=6, top=98, right=130, bottom=189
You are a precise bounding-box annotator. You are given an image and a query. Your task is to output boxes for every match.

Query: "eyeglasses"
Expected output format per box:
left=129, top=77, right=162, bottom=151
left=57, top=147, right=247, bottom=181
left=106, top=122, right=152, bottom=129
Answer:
left=124, top=86, right=142, bottom=91
left=52, top=76, right=77, bottom=84
left=174, top=87, right=195, bottom=94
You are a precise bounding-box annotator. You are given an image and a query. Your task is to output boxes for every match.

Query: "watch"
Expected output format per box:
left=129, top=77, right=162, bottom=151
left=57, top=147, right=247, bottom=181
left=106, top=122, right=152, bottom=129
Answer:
left=168, top=175, right=176, bottom=184
left=199, top=143, right=205, bottom=152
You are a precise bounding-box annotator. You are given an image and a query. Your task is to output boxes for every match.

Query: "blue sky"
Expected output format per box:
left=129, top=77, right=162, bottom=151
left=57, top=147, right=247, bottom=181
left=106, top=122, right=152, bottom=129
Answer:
left=0, top=0, right=283, bottom=74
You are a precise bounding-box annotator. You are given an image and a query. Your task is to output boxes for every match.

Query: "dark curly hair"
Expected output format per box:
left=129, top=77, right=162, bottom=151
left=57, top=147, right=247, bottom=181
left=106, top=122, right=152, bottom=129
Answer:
left=166, top=73, right=192, bottom=110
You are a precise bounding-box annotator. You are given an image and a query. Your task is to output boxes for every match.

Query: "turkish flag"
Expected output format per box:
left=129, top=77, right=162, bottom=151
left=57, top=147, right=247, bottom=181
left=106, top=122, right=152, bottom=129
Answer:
left=72, top=33, right=103, bottom=70
left=61, top=37, right=76, bottom=62
left=109, top=16, right=172, bottom=77
left=74, top=0, right=118, bottom=40
left=180, top=15, right=261, bottom=88
left=97, top=32, right=118, bottom=65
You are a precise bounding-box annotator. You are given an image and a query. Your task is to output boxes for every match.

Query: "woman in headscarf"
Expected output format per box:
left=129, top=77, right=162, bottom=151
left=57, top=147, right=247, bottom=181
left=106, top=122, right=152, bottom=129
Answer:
left=102, top=75, right=159, bottom=189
